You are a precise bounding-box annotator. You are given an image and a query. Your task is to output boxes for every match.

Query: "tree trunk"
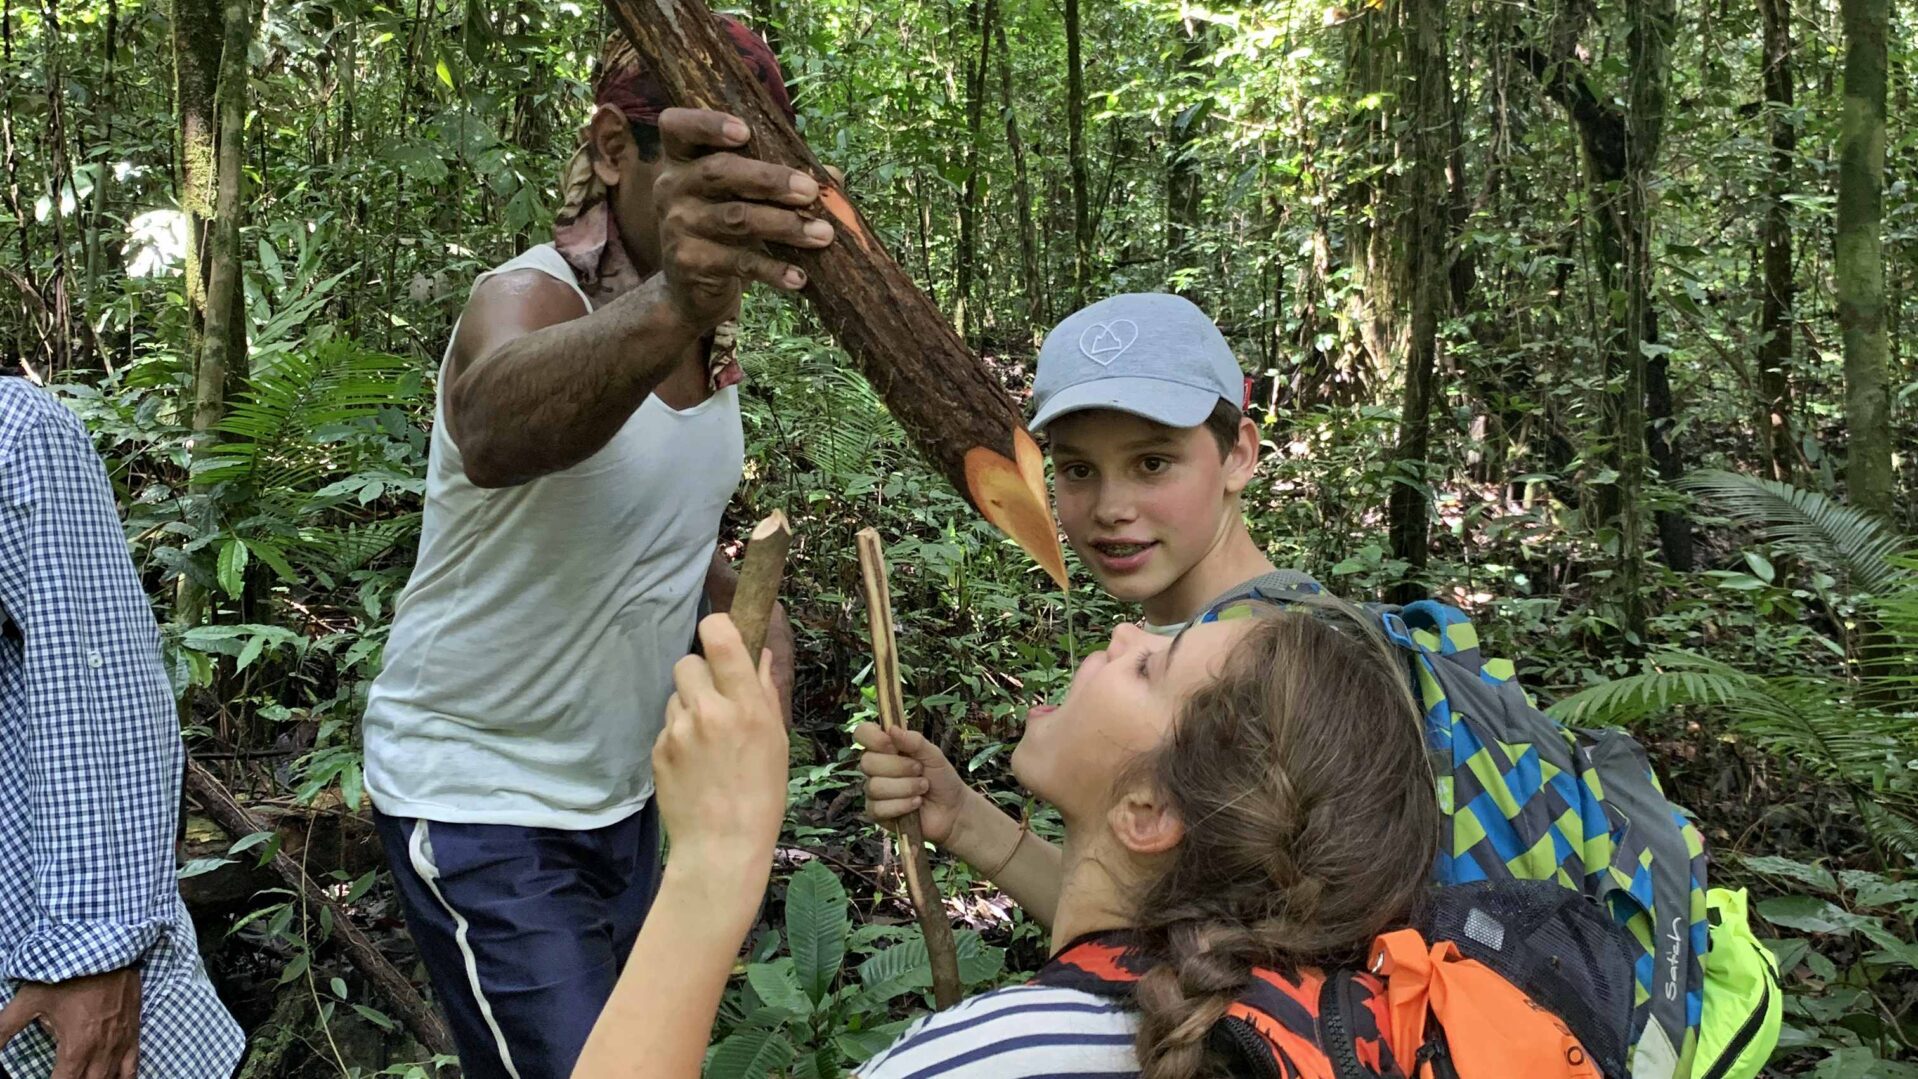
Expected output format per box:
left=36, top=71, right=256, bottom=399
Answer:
left=1628, top=0, right=1692, bottom=576
left=1382, top=0, right=1453, bottom=601
left=1837, top=0, right=1891, bottom=519
left=1757, top=0, right=1797, bottom=481
left=953, top=0, right=992, bottom=343
left=1520, top=0, right=1686, bottom=631
left=1165, top=15, right=1208, bottom=302
left=993, top=11, right=1041, bottom=339
left=191, top=0, right=254, bottom=450
left=172, top=0, right=220, bottom=354
left=604, top=0, right=1066, bottom=588
left=1064, top=0, right=1091, bottom=307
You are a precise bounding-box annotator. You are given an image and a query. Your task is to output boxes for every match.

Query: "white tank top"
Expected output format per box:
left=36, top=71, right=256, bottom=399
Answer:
left=363, top=244, right=744, bottom=828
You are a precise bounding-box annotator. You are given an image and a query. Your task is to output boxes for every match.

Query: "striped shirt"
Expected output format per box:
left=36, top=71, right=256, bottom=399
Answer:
left=858, top=985, right=1139, bottom=1079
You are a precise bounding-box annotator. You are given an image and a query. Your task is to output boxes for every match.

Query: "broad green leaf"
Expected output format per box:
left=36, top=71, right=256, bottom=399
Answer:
left=351, top=1004, right=396, bottom=1032
left=177, top=856, right=234, bottom=880
left=785, top=858, right=849, bottom=1003
left=704, top=1028, right=794, bottom=1079
left=217, top=538, right=249, bottom=598
left=745, top=959, right=812, bottom=1019
left=835, top=1019, right=913, bottom=1063
left=1740, top=854, right=1839, bottom=893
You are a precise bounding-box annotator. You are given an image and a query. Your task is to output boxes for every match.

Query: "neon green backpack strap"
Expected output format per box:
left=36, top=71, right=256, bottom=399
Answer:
left=1693, top=888, right=1783, bottom=1079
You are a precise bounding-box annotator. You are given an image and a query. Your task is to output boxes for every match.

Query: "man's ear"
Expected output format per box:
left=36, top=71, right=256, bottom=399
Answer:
left=1108, top=784, right=1185, bottom=856
left=585, top=105, right=633, bottom=186
left=1222, top=416, right=1260, bottom=497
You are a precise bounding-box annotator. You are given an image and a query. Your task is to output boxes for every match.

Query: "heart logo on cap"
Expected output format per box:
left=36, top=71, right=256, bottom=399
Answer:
left=1078, top=320, right=1139, bottom=366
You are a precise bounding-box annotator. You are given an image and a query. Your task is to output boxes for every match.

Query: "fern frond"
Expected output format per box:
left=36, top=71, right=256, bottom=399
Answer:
left=1548, top=652, right=1760, bottom=727
left=1857, top=802, right=1918, bottom=864
left=1678, top=469, right=1911, bottom=593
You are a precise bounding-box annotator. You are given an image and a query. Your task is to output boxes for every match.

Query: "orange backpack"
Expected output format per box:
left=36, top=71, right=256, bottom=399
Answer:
left=1032, top=882, right=1636, bottom=1079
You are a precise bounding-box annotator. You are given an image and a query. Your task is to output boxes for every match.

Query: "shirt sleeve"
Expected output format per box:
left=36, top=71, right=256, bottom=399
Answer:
left=0, top=408, right=182, bottom=983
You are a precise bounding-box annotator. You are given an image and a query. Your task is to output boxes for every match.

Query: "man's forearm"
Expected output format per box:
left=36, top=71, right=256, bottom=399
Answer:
left=452, top=275, right=706, bottom=487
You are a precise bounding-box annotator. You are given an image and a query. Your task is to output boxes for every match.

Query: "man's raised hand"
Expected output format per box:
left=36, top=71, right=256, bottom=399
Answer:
left=653, top=108, right=834, bottom=330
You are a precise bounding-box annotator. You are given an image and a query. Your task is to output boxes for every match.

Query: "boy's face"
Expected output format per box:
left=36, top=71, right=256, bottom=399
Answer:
left=1046, top=409, right=1254, bottom=611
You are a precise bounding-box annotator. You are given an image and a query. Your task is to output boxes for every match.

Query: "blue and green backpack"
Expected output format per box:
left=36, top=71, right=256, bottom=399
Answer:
left=1205, top=579, right=1781, bottom=1079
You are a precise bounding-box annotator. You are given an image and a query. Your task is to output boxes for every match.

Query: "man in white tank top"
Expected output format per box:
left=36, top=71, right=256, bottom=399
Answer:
left=360, top=23, right=825, bottom=1079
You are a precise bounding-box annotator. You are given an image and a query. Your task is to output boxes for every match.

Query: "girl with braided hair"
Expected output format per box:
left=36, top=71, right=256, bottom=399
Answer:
left=574, top=595, right=1439, bottom=1079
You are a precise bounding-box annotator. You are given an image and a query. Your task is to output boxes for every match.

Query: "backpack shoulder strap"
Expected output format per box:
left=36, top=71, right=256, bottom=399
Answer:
left=1033, top=936, right=1367, bottom=1079
left=1031, top=931, right=1149, bottom=999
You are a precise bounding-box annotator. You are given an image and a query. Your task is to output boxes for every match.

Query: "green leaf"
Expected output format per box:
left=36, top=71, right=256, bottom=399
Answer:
left=236, top=633, right=267, bottom=671
left=351, top=1004, right=396, bottom=1032
left=331, top=977, right=349, bottom=999
left=217, top=538, right=249, bottom=598
left=745, top=959, right=812, bottom=1019
left=834, top=1019, right=913, bottom=1063
left=704, top=1028, right=795, bottom=1079
left=244, top=539, right=301, bottom=585
left=229, top=830, right=275, bottom=855
left=857, top=929, right=1003, bottom=998
left=177, top=856, right=234, bottom=880
left=785, top=859, right=849, bottom=1003
left=435, top=58, right=455, bottom=90
left=1740, top=854, right=1839, bottom=893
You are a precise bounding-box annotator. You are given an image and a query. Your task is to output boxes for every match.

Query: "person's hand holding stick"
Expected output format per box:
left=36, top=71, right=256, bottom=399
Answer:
left=575, top=512, right=791, bottom=1079
left=856, top=527, right=964, bottom=1010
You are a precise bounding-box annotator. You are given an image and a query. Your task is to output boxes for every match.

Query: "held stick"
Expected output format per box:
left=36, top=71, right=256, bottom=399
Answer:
left=731, top=510, right=792, bottom=659
left=855, top=528, right=964, bottom=1010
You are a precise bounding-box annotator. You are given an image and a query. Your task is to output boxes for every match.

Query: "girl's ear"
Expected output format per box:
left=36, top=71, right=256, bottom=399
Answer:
left=1108, top=784, right=1185, bottom=856
left=1222, top=417, right=1259, bottom=497
left=585, top=105, right=633, bottom=186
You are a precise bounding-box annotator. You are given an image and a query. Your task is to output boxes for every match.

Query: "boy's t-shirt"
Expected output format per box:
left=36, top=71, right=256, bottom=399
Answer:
left=1141, top=567, right=1326, bottom=636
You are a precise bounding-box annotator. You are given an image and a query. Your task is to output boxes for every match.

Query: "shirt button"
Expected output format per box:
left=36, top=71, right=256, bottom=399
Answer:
left=87, top=651, right=103, bottom=668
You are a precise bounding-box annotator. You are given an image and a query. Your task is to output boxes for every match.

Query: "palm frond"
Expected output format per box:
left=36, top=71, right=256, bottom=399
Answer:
left=197, top=341, right=415, bottom=491
left=1678, top=469, right=1911, bottom=593
left=289, top=515, right=423, bottom=575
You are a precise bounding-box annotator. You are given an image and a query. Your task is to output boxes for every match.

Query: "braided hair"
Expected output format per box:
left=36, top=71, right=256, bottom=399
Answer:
left=1126, top=600, right=1439, bottom=1079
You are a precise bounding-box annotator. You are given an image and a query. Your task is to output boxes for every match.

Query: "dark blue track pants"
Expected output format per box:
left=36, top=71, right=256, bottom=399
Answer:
left=373, top=802, right=661, bottom=1079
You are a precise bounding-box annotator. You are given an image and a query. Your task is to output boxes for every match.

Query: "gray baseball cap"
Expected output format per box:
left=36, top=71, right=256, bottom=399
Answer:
left=1029, top=293, right=1245, bottom=432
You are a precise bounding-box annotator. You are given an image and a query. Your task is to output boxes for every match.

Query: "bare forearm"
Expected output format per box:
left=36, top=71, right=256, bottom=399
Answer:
left=573, top=859, right=765, bottom=1079
left=453, top=276, right=704, bottom=487
left=946, top=793, right=1063, bottom=928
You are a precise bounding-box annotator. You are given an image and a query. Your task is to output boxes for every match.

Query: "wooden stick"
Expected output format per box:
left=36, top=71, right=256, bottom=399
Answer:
left=855, top=528, right=964, bottom=1010
left=603, top=0, right=1068, bottom=591
left=183, top=761, right=454, bottom=1057
left=731, top=509, right=792, bottom=659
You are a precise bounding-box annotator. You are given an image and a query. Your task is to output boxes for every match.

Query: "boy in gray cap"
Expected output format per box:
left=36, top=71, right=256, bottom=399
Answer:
left=1028, top=292, right=1319, bottom=633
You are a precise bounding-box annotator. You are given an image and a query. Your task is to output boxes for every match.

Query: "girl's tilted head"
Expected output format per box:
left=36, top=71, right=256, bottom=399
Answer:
left=1013, top=599, right=1439, bottom=1079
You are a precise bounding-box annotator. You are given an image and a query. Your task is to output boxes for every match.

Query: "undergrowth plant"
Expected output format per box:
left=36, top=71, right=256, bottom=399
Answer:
left=706, top=859, right=1005, bottom=1079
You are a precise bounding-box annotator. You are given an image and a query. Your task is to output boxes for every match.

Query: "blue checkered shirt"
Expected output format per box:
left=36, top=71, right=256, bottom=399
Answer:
left=0, top=379, right=244, bottom=1078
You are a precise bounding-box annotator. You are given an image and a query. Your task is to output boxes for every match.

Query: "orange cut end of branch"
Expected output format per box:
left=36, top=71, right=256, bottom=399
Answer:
left=965, top=429, right=1068, bottom=591
left=818, top=186, right=874, bottom=254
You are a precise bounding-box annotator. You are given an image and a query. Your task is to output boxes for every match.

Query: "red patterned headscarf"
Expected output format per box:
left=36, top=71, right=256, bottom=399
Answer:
left=594, top=17, right=794, bottom=127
